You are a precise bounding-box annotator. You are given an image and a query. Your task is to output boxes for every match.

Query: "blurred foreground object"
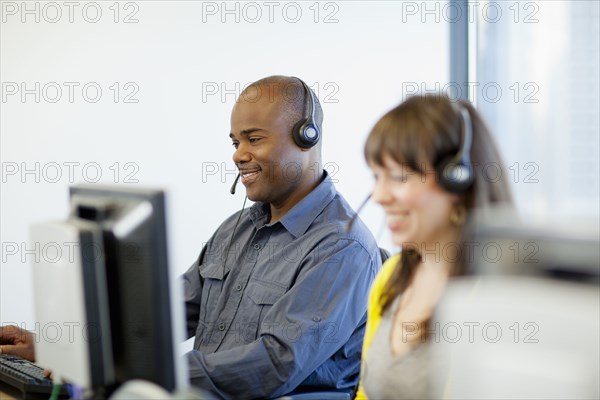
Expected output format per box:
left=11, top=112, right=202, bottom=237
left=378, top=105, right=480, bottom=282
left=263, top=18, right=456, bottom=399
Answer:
left=432, top=209, right=599, bottom=399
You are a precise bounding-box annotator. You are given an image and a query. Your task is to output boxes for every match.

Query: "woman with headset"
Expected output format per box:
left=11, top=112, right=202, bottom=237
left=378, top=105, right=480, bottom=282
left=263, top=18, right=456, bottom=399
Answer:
left=355, top=94, right=513, bottom=399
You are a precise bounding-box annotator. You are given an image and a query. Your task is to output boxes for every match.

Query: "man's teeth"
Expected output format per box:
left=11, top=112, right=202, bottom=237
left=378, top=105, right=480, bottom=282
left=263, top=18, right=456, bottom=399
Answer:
left=242, top=171, right=258, bottom=177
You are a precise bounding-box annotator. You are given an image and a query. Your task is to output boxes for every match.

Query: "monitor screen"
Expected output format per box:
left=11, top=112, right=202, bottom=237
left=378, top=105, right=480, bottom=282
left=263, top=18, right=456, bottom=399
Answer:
left=32, top=184, right=188, bottom=395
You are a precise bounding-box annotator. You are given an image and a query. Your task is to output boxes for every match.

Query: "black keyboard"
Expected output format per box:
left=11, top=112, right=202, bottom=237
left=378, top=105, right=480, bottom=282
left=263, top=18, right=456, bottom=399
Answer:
left=0, top=354, right=68, bottom=398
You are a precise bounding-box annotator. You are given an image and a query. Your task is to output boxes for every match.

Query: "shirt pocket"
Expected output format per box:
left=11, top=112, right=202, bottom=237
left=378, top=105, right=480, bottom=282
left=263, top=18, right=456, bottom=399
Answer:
left=198, top=262, right=226, bottom=323
left=241, top=280, right=287, bottom=341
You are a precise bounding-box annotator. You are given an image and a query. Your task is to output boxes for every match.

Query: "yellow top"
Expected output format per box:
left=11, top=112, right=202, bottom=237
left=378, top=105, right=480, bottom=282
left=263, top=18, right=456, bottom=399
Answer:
left=355, top=254, right=400, bottom=400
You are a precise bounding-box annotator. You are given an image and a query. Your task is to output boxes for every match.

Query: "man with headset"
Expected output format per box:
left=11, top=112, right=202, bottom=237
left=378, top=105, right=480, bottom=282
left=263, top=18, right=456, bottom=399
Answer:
left=182, top=75, right=381, bottom=398
left=0, top=75, right=381, bottom=398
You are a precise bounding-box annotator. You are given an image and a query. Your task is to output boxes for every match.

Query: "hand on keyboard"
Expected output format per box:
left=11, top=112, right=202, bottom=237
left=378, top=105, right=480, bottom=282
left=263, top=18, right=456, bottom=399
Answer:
left=0, top=325, right=36, bottom=362
left=0, top=354, right=67, bottom=397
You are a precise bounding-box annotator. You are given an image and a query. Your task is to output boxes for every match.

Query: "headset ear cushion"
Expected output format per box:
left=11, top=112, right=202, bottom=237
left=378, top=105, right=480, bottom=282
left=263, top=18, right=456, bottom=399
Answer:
left=436, top=155, right=475, bottom=193
left=292, top=119, right=319, bottom=149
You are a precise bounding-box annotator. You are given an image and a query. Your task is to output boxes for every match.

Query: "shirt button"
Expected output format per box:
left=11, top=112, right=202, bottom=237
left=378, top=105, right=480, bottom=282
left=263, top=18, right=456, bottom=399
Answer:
left=218, top=323, right=225, bottom=331
left=253, top=244, right=261, bottom=250
left=312, top=316, right=322, bottom=322
left=236, top=284, right=243, bottom=291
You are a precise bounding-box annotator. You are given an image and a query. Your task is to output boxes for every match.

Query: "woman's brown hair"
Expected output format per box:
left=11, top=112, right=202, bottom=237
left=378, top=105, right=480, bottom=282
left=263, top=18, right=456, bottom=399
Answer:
left=365, top=94, right=514, bottom=313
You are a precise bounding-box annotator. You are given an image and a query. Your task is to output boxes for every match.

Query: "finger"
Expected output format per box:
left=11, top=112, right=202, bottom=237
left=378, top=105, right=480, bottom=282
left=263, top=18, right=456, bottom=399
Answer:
left=43, top=368, right=54, bottom=379
left=0, top=344, right=35, bottom=362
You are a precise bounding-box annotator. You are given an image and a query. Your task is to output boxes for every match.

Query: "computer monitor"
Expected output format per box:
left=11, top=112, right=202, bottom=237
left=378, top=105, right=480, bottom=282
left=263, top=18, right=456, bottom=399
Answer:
left=31, top=185, right=188, bottom=395
left=430, top=211, right=599, bottom=399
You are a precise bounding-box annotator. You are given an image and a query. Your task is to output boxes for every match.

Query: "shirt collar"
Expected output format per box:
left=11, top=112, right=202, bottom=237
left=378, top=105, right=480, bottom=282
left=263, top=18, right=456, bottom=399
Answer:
left=249, top=170, right=336, bottom=238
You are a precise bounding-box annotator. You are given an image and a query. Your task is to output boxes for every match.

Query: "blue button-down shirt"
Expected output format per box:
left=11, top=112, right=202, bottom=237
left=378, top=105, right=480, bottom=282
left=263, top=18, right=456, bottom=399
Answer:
left=183, top=172, right=381, bottom=399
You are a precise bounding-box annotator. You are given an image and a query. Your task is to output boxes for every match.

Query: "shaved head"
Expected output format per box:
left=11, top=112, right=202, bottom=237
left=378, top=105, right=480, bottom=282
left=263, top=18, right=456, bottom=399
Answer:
left=240, top=75, right=323, bottom=151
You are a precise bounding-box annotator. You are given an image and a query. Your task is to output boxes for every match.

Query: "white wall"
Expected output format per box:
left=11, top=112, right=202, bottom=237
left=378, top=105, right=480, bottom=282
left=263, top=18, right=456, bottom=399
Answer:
left=1, top=1, right=449, bottom=327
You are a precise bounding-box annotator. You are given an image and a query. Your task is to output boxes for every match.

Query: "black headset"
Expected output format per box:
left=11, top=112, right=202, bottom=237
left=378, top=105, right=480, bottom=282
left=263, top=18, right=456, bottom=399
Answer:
left=435, top=103, right=475, bottom=193
left=291, top=78, right=320, bottom=149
